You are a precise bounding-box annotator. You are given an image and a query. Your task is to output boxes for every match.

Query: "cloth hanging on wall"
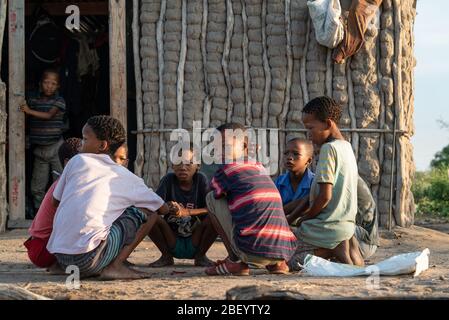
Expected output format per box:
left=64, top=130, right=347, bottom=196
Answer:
left=307, top=0, right=345, bottom=49
left=333, top=0, right=383, bottom=64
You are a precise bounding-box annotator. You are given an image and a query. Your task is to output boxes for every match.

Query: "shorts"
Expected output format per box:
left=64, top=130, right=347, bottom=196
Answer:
left=171, top=237, right=198, bottom=259
left=24, top=236, right=56, bottom=268
left=55, top=207, right=147, bottom=277
left=205, top=192, right=284, bottom=267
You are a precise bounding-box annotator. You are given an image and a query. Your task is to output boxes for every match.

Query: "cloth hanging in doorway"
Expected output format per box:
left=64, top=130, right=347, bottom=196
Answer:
left=333, top=0, right=383, bottom=64
left=77, top=36, right=100, bottom=80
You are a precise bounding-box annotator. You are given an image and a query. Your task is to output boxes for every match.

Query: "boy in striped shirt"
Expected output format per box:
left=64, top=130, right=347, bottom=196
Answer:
left=20, top=69, right=66, bottom=211
left=205, top=123, right=297, bottom=276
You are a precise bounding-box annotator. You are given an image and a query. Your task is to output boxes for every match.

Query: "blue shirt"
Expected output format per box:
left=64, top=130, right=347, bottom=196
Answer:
left=274, top=168, right=315, bottom=205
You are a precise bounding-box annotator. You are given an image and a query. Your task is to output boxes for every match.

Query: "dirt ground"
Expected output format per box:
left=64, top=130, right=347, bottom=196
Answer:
left=1, top=224, right=449, bottom=300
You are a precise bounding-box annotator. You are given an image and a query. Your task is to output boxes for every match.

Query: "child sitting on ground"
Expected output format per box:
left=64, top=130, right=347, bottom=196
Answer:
left=47, top=116, right=168, bottom=280
left=288, top=96, right=364, bottom=267
left=205, top=123, right=297, bottom=276
left=24, top=139, right=134, bottom=271
left=274, top=138, right=315, bottom=223
left=148, top=146, right=217, bottom=267
left=277, top=139, right=379, bottom=269
left=24, top=138, right=81, bottom=271
left=20, top=69, right=66, bottom=211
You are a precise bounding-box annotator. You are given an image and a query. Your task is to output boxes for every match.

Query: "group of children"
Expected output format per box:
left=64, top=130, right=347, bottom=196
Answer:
left=22, top=72, right=378, bottom=279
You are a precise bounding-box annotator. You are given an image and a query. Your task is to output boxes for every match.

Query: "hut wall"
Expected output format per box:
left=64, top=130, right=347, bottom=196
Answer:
left=139, top=0, right=416, bottom=227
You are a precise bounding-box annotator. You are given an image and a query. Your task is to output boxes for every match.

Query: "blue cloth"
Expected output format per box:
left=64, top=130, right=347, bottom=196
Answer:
left=274, top=168, right=315, bottom=205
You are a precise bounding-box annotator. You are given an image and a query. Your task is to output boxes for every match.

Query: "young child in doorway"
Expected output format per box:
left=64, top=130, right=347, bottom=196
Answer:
left=47, top=116, right=169, bottom=280
left=148, top=145, right=217, bottom=267
left=20, top=69, right=66, bottom=211
left=274, top=138, right=315, bottom=225
left=289, top=96, right=364, bottom=267
left=205, top=123, right=297, bottom=276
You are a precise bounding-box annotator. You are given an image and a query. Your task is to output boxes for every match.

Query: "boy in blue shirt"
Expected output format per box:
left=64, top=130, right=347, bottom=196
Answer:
left=275, top=138, right=315, bottom=224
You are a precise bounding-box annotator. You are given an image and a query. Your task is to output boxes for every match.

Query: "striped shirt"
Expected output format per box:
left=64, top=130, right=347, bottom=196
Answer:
left=210, top=162, right=297, bottom=261
left=28, top=95, right=66, bottom=145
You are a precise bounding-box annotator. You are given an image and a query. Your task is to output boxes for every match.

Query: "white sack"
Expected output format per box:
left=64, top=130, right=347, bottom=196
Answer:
left=301, top=248, right=430, bottom=277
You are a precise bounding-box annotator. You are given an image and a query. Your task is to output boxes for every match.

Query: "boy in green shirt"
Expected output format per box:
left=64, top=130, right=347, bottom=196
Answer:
left=288, top=96, right=364, bottom=267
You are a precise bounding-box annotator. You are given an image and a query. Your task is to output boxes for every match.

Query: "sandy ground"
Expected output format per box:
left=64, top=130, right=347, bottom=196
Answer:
left=1, top=225, right=449, bottom=300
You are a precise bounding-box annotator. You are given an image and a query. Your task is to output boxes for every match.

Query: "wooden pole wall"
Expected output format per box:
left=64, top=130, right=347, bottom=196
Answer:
left=0, top=0, right=7, bottom=232
left=8, top=0, right=26, bottom=226
left=109, top=0, right=127, bottom=131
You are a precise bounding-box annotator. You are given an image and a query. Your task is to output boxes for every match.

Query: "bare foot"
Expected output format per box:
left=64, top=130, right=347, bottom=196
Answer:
left=148, top=255, right=174, bottom=268
left=194, top=255, right=215, bottom=267
left=46, top=263, right=66, bottom=275
left=98, top=262, right=150, bottom=281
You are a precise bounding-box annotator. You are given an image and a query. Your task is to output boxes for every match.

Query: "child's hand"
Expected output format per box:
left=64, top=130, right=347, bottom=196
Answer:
left=175, top=207, right=190, bottom=218
left=167, top=201, right=182, bottom=215
left=168, top=201, right=190, bottom=217
left=19, top=104, right=31, bottom=114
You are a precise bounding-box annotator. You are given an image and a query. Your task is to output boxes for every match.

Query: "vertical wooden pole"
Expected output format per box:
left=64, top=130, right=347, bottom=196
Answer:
left=0, top=0, right=8, bottom=232
left=8, top=0, right=26, bottom=224
left=132, top=0, right=144, bottom=177
left=109, top=0, right=127, bottom=132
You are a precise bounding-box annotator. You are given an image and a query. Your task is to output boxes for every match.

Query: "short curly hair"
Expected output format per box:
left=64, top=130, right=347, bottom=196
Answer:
left=58, top=137, right=81, bottom=167
left=86, top=115, right=126, bottom=155
left=302, top=96, right=342, bottom=124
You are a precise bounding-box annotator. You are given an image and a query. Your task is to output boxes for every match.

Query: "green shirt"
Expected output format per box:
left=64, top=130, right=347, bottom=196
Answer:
left=297, top=139, right=358, bottom=249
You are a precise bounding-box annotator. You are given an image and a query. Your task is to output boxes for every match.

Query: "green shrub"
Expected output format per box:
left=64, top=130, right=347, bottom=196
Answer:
left=412, top=167, right=449, bottom=217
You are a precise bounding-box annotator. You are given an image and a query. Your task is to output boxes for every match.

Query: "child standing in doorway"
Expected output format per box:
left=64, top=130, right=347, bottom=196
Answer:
left=20, top=69, right=66, bottom=211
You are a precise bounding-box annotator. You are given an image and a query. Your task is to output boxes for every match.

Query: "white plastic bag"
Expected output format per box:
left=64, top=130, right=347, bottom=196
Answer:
left=307, top=0, right=344, bottom=48
left=301, top=248, right=430, bottom=277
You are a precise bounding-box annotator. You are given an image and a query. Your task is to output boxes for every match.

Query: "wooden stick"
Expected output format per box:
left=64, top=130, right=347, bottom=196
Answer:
left=132, top=127, right=408, bottom=134
left=300, top=17, right=310, bottom=104
left=132, top=0, right=144, bottom=177
left=393, top=0, right=404, bottom=226
left=201, top=0, right=211, bottom=128
left=109, top=0, right=127, bottom=131
left=0, top=1, right=7, bottom=232
left=279, top=0, right=293, bottom=164
left=0, top=284, right=50, bottom=300
left=0, top=82, right=6, bottom=233
left=223, top=0, right=234, bottom=122
left=157, top=0, right=167, bottom=178
left=0, top=0, right=6, bottom=67
left=325, top=49, right=332, bottom=97
left=280, top=0, right=292, bottom=129
left=346, top=59, right=359, bottom=159
left=241, top=0, right=252, bottom=126
left=389, top=116, right=397, bottom=231
left=261, top=0, right=271, bottom=128
left=377, top=7, right=385, bottom=206
left=177, top=0, right=187, bottom=129
left=8, top=0, right=26, bottom=224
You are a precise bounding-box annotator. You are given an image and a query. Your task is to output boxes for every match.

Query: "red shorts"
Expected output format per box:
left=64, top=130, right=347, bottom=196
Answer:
left=23, top=237, right=56, bottom=268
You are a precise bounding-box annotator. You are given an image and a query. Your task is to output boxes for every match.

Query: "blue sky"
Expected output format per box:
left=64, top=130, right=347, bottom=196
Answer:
left=412, top=0, right=449, bottom=170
